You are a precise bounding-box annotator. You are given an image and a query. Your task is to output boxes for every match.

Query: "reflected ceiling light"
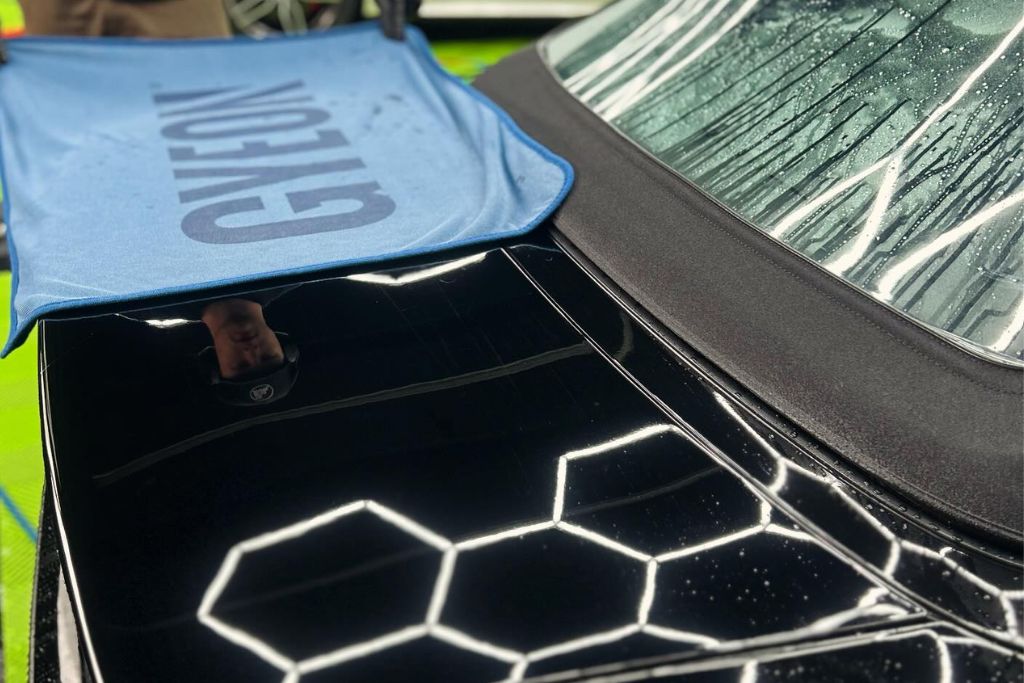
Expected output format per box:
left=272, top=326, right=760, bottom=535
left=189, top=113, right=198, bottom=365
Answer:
left=346, top=253, right=487, bottom=286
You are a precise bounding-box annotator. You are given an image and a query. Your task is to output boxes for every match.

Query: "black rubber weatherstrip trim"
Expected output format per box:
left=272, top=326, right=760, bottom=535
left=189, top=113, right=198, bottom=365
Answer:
left=475, top=47, right=1023, bottom=543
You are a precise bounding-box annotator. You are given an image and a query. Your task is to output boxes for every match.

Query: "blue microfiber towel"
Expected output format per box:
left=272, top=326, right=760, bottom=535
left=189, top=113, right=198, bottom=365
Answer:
left=0, top=24, right=572, bottom=356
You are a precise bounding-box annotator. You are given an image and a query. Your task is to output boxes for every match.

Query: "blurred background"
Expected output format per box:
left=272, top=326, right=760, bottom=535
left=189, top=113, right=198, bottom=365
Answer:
left=0, top=2, right=606, bottom=680
left=225, top=0, right=603, bottom=37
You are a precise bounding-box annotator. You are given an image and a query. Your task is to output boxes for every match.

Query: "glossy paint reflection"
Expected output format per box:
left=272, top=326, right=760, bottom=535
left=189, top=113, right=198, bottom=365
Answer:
left=38, top=234, right=1022, bottom=682
left=511, top=242, right=1024, bottom=642
left=570, top=624, right=1021, bottom=683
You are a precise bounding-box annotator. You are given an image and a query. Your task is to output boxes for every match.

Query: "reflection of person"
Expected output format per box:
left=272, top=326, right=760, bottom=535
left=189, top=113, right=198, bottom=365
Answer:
left=120, top=286, right=300, bottom=406
left=197, top=296, right=299, bottom=406
left=23, top=0, right=230, bottom=38
left=192, top=292, right=299, bottom=407
left=201, top=299, right=284, bottom=380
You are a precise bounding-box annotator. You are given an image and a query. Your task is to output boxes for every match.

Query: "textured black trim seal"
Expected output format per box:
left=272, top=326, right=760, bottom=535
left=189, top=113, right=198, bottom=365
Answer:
left=475, top=47, right=1023, bottom=543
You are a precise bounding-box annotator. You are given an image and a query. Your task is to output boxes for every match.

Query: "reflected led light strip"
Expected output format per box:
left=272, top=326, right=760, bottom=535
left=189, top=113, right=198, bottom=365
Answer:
left=875, top=189, right=1024, bottom=301
left=546, top=625, right=1018, bottom=683
left=143, top=318, right=192, bottom=328
left=568, top=0, right=706, bottom=99
left=599, top=0, right=762, bottom=120
left=198, top=421, right=916, bottom=682
left=799, top=13, right=1024, bottom=275
left=712, top=391, right=1024, bottom=645
left=346, top=253, right=487, bottom=286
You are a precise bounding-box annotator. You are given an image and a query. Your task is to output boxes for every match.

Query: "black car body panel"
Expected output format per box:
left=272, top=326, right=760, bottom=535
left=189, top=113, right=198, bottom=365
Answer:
left=474, top=46, right=1024, bottom=543
left=35, top=232, right=1022, bottom=681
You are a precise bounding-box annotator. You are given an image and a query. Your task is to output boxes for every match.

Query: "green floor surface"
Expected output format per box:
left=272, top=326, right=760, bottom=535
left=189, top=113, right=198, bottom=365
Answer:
left=1, top=270, right=44, bottom=683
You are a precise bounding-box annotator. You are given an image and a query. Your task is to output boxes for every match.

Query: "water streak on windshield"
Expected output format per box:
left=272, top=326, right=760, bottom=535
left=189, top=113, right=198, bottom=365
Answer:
left=545, top=0, right=1024, bottom=363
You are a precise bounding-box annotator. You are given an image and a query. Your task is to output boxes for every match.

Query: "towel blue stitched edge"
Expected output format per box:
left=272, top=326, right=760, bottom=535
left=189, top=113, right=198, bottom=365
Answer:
left=0, top=24, right=573, bottom=356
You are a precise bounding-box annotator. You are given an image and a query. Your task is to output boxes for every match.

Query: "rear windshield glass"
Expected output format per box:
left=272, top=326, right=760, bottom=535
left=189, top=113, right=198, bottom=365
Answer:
left=543, top=0, right=1024, bottom=363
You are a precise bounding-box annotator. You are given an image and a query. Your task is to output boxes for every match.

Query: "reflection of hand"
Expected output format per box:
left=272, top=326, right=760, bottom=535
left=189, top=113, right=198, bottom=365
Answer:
left=376, top=0, right=421, bottom=40
left=201, top=299, right=284, bottom=380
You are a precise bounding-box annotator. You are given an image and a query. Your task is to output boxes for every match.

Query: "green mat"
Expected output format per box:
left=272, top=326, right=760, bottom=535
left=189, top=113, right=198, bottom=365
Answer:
left=0, top=270, right=43, bottom=683
left=0, top=37, right=526, bottom=683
